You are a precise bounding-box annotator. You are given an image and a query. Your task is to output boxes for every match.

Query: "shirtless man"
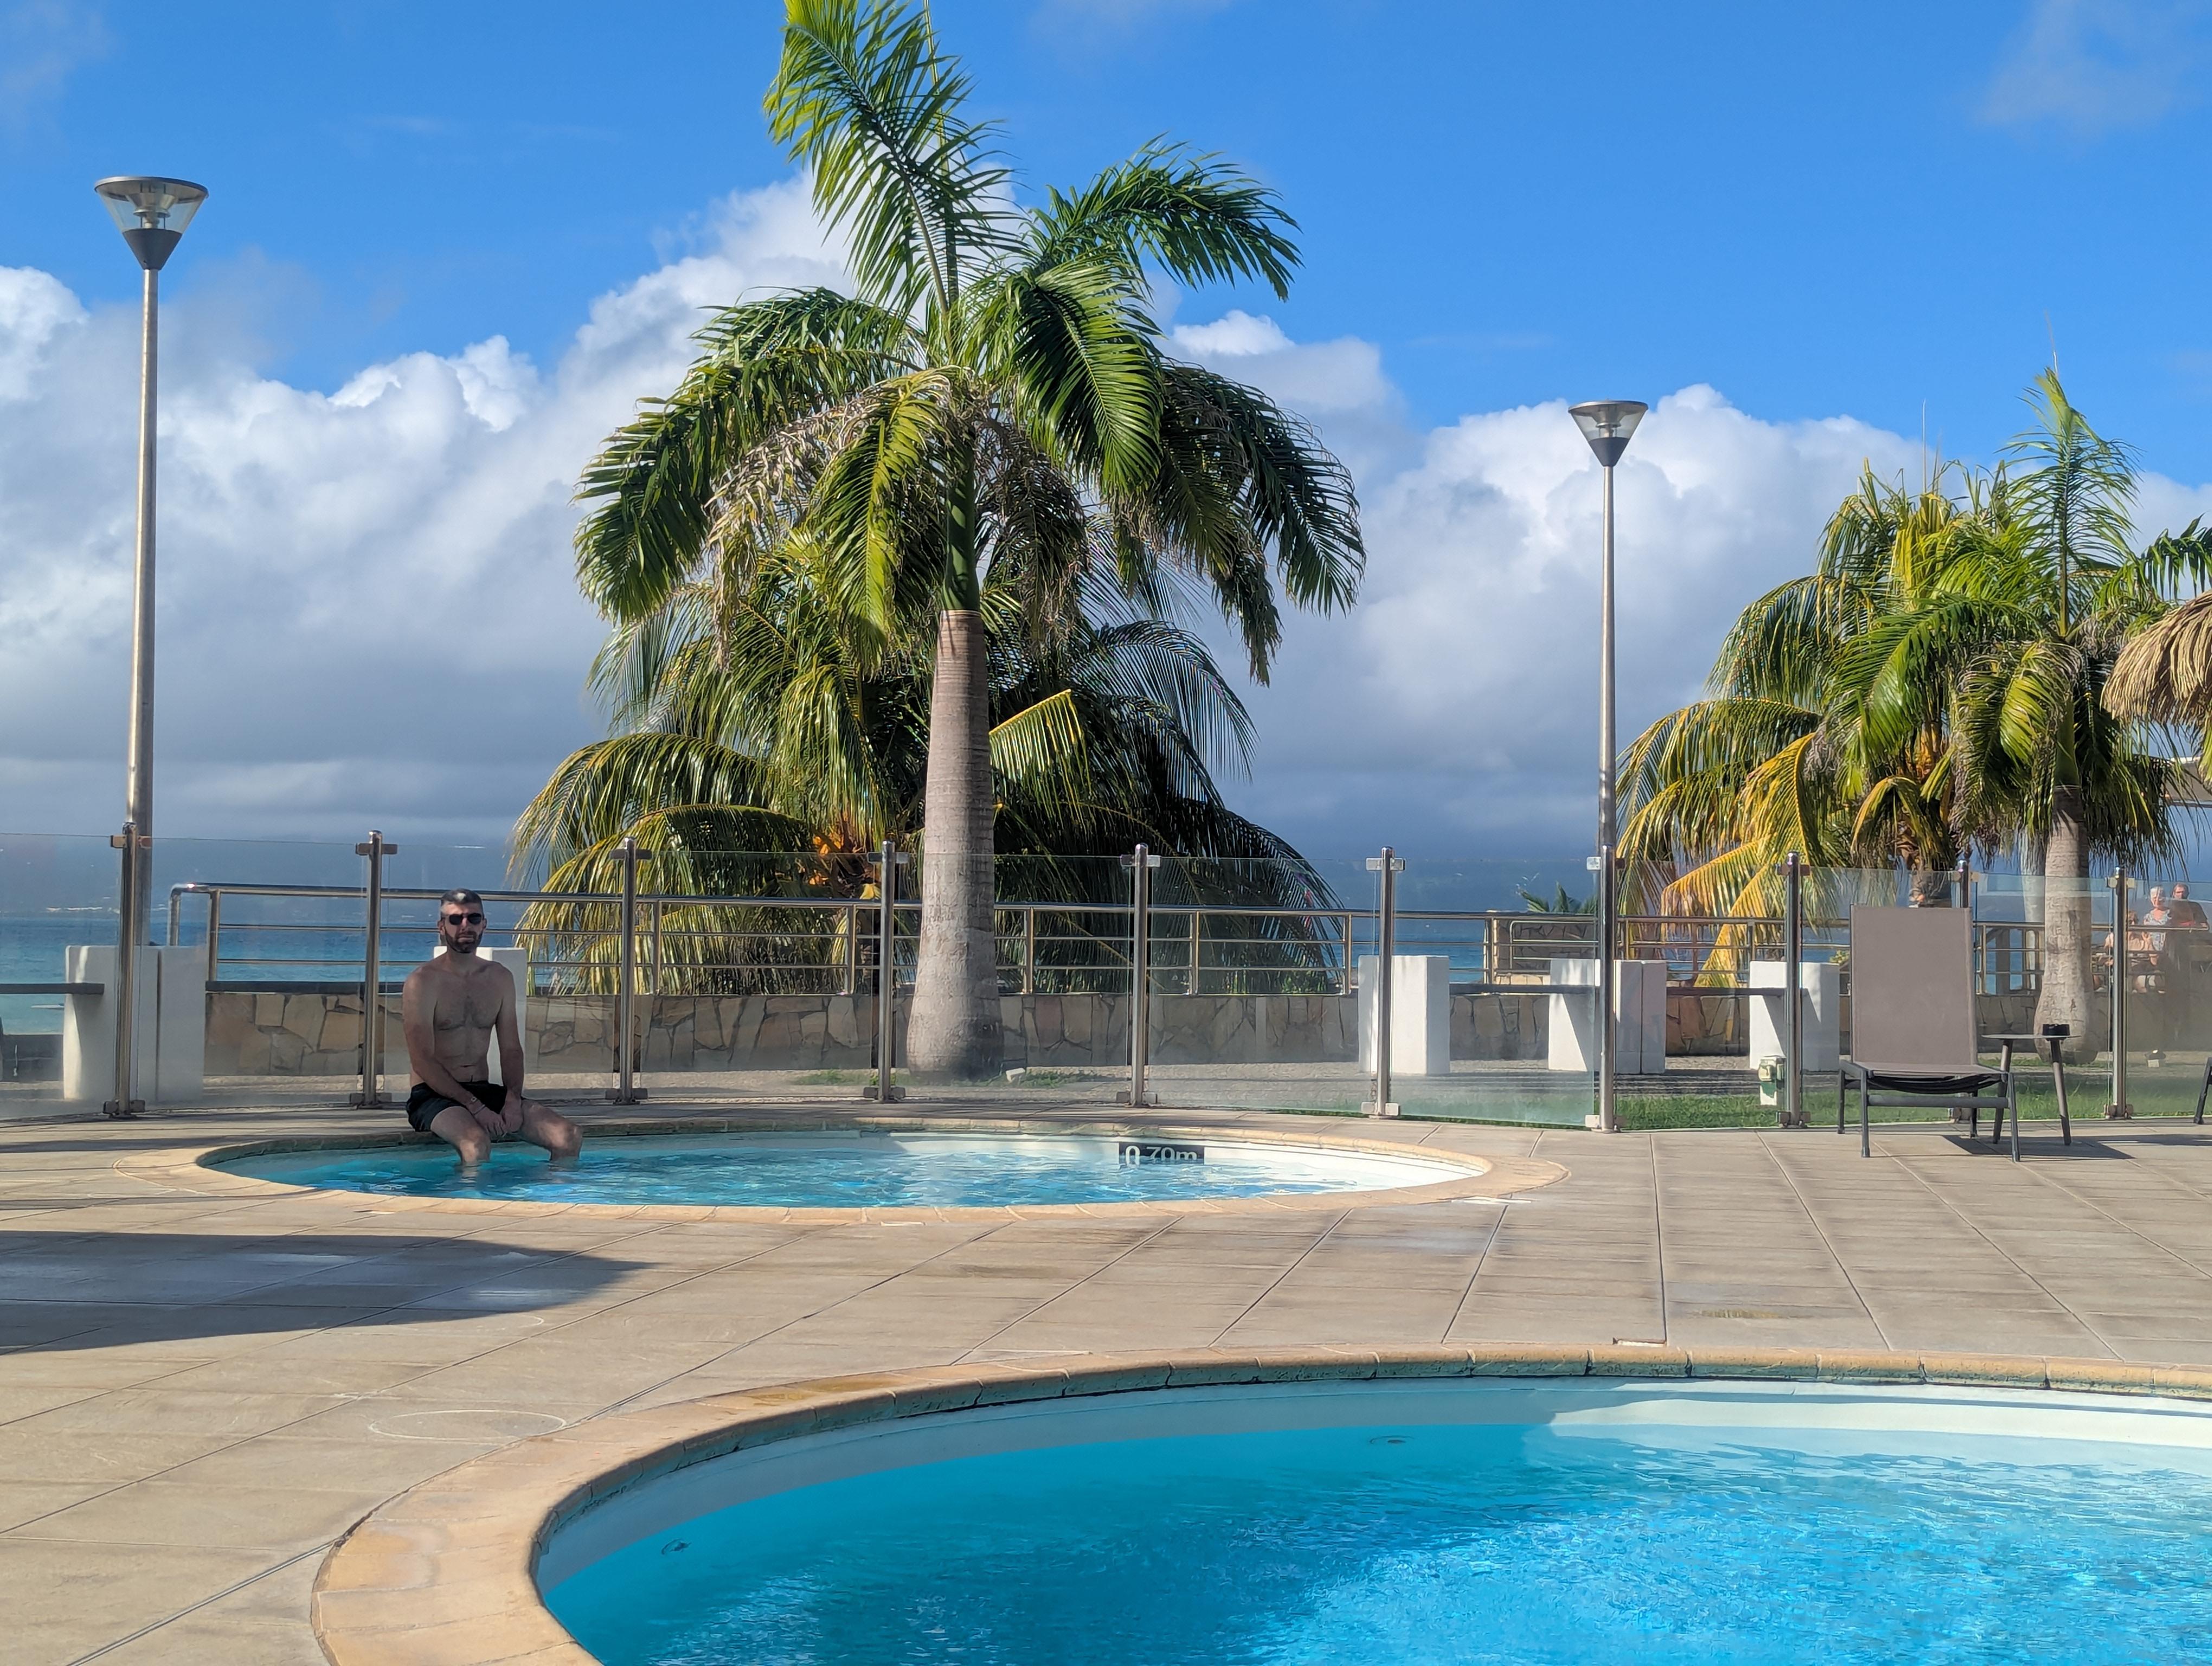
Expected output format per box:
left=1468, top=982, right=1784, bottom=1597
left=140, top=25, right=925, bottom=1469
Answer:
left=402, top=889, right=581, bottom=1165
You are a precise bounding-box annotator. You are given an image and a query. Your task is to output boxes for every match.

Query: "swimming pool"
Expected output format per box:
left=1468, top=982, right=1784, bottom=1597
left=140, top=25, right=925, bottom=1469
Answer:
left=542, top=1376, right=2212, bottom=1665
left=216, top=1130, right=1480, bottom=1209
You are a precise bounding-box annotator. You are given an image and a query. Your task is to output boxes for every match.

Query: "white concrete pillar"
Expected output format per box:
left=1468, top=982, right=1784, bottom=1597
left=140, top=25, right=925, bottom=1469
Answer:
left=1547, top=958, right=1667, bottom=1074
left=61, top=945, right=202, bottom=1105
left=1748, top=960, right=1839, bottom=1073
left=1358, top=954, right=1451, bottom=1075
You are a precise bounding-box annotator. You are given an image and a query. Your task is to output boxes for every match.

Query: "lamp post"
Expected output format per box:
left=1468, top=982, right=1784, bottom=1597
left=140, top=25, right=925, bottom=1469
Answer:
left=93, top=175, right=207, bottom=1117
left=1568, top=399, right=1647, bottom=1135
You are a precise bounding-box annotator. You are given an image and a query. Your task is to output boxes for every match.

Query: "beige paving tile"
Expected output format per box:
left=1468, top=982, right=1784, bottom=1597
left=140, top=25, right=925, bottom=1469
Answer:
left=0, top=1537, right=286, bottom=1659
left=9, top=1388, right=343, bottom=1440
left=0, top=1480, right=113, bottom=1533
left=88, top=1613, right=329, bottom=1666
left=157, top=1433, right=496, bottom=1496
left=0, top=1426, right=241, bottom=1483
left=18, top=1478, right=381, bottom=1550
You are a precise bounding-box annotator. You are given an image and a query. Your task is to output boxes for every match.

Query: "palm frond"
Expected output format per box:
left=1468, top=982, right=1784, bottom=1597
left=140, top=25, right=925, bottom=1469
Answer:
left=768, top=0, right=1015, bottom=317
left=1026, top=141, right=1300, bottom=298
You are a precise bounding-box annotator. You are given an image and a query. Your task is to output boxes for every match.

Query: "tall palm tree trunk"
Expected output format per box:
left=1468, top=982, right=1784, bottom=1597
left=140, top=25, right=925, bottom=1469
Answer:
left=2035, top=786, right=2101, bottom=1052
left=906, top=608, right=1004, bottom=1078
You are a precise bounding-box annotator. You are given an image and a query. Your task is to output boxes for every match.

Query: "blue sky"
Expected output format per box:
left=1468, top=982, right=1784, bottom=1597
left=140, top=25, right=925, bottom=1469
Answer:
left=18, top=1, right=2212, bottom=471
left=8, top=0, right=2212, bottom=860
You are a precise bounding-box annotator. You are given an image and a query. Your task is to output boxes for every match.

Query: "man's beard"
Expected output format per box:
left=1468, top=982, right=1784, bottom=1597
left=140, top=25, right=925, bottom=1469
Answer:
left=442, top=932, right=480, bottom=956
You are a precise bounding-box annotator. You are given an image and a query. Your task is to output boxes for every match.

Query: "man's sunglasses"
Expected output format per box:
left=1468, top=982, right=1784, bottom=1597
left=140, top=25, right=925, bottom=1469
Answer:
left=442, top=912, right=485, bottom=926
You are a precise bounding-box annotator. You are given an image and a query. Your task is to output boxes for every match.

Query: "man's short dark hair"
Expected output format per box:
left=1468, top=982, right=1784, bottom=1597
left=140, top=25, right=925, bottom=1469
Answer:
left=439, top=889, right=484, bottom=913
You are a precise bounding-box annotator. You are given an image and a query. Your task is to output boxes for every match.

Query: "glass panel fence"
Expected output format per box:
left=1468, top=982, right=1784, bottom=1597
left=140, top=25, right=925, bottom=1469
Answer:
left=49, top=835, right=2201, bottom=1137
left=0, top=832, right=120, bottom=1116
left=160, top=836, right=592, bottom=1112
left=1967, top=870, right=2137, bottom=1131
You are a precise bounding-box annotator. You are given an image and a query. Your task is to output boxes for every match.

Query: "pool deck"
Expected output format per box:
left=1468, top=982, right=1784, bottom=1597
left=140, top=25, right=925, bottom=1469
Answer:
left=7, top=1100, right=2212, bottom=1663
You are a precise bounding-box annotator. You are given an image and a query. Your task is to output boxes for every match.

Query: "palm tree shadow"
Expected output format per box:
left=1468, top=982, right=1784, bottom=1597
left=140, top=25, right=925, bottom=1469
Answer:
left=0, top=1230, right=649, bottom=1353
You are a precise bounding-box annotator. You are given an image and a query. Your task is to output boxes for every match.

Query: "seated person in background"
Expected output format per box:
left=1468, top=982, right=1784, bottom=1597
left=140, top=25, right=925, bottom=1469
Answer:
left=402, top=889, right=581, bottom=1167
left=2171, top=882, right=2208, bottom=931
left=2143, top=887, right=2173, bottom=956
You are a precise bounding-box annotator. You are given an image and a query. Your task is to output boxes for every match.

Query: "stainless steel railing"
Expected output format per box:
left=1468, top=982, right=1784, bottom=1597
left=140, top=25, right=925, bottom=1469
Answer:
left=166, top=875, right=2059, bottom=999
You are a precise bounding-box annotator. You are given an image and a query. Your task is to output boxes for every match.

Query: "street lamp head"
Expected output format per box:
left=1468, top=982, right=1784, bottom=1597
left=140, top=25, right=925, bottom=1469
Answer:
left=1569, top=399, right=1648, bottom=469
left=93, top=176, right=208, bottom=272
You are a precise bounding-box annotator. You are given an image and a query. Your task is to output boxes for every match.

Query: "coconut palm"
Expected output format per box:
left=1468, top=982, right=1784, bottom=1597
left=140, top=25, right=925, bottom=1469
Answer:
left=514, top=540, right=1318, bottom=889
left=509, top=539, right=1328, bottom=995
left=565, top=0, right=1361, bottom=1075
left=1623, top=373, right=2208, bottom=1036
left=1618, top=469, right=1979, bottom=915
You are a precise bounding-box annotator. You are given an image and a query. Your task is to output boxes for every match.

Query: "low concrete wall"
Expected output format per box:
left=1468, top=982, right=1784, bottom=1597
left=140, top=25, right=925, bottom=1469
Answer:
left=198, top=984, right=2135, bottom=1078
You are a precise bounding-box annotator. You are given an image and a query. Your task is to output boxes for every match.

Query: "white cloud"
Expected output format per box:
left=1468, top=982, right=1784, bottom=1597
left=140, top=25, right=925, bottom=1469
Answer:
left=0, top=178, right=844, bottom=847
left=15, top=175, right=2203, bottom=868
left=1982, top=0, right=2212, bottom=133
left=1211, top=379, right=1923, bottom=854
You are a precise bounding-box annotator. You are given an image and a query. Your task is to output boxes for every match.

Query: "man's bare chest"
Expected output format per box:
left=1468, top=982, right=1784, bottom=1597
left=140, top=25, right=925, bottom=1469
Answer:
left=430, top=973, right=503, bottom=1033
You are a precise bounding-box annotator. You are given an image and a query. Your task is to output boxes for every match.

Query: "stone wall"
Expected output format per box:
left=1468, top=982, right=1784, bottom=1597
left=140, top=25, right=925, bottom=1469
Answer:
left=196, top=983, right=2131, bottom=1078
left=206, top=992, right=405, bottom=1078
left=1668, top=991, right=1745, bottom=1056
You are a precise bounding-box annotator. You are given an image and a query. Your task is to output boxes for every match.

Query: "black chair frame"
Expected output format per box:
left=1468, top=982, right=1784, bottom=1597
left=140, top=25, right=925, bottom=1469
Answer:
left=1840, top=1061, right=2016, bottom=1160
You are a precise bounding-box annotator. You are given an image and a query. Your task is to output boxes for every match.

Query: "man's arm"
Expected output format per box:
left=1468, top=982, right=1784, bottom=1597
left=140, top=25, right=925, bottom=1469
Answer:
left=492, top=965, right=525, bottom=1131
left=402, top=970, right=496, bottom=1130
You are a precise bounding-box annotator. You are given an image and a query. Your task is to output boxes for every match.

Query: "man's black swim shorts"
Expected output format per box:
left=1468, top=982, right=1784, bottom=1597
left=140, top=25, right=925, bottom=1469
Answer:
left=406, top=1080, right=509, bottom=1134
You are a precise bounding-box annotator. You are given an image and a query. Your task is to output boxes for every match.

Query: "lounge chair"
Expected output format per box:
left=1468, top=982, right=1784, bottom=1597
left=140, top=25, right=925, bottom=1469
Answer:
left=1839, top=905, right=2018, bottom=1159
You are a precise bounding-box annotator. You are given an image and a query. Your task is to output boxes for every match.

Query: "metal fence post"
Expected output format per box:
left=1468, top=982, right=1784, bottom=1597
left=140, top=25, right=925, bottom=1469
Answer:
left=608, top=836, right=647, bottom=1104
left=2110, top=864, right=2130, bottom=1119
left=1121, top=845, right=1161, bottom=1107
left=105, top=822, right=143, bottom=1118
left=203, top=888, right=221, bottom=989
left=1023, top=906, right=1037, bottom=995
left=870, top=841, right=909, bottom=1102
left=1592, top=844, right=1618, bottom=1132
left=1783, top=850, right=1803, bottom=1129
left=350, top=830, right=396, bottom=1109
left=1366, top=847, right=1404, bottom=1117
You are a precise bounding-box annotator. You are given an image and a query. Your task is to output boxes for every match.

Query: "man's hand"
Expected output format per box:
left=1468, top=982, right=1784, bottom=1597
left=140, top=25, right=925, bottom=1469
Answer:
left=466, top=1098, right=511, bottom=1140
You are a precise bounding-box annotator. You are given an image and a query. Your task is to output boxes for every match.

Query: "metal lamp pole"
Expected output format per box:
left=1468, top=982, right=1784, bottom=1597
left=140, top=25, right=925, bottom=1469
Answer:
left=1568, top=400, right=1647, bottom=1135
left=93, top=176, right=207, bottom=1118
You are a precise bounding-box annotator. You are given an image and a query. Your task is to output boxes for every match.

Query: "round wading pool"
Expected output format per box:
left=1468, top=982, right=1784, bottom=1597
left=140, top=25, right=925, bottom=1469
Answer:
left=537, top=1377, right=2212, bottom=1665
left=214, top=1130, right=1479, bottom=1210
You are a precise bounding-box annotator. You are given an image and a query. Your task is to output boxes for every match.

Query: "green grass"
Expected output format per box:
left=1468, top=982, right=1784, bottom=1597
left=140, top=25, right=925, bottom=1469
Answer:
left=1008, top=1068, right=1107, bottom=1088
left=790, top=1068, right=873, bottom=1086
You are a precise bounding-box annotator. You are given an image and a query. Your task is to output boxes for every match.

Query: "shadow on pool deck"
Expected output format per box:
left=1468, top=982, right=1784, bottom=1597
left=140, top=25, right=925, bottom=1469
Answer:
left=0, top=1231, right=648, bottom=1353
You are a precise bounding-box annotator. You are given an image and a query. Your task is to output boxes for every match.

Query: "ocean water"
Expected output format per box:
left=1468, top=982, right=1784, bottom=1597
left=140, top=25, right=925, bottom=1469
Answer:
left=218, top=1133, right=1465, bottom=1208
left=549, top=1418, right=2212, bottom=1665
left=0, top=913, right=466, bottom=1034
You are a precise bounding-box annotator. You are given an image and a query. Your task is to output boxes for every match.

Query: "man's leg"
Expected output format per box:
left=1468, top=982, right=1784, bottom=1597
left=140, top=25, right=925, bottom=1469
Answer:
left=516, top=1099, right=582, bottom=1161
left=425, top=1105, right=492, bottom=1165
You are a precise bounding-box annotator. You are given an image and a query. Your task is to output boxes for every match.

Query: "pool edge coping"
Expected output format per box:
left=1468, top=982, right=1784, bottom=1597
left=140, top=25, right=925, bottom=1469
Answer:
left=310, top=1343, right=2212, bottom=1666
left=120, top=1114, right=1566, bottom=1222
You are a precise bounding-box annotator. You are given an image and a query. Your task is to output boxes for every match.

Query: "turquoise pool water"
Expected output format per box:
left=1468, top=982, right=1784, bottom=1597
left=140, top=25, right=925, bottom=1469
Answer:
left=219, top=1132, right=1469, bottom=1208
left=546, top=1405, right=2212, bottom=1665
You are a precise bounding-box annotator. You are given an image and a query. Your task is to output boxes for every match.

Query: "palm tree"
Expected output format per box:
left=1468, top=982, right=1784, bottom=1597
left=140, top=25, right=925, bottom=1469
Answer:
left=1622, top=373, right=2206, bottom=1038
left=1618, top=469, right=1979, bottom=915
left=513, top=537, right=1322, bottom=898
left=565, top=0, right=1362, bottom=1075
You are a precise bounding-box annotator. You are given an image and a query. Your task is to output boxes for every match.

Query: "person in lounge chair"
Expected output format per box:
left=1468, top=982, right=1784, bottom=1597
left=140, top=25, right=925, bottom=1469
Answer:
left=401, top=889, right=581, bottom=1167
